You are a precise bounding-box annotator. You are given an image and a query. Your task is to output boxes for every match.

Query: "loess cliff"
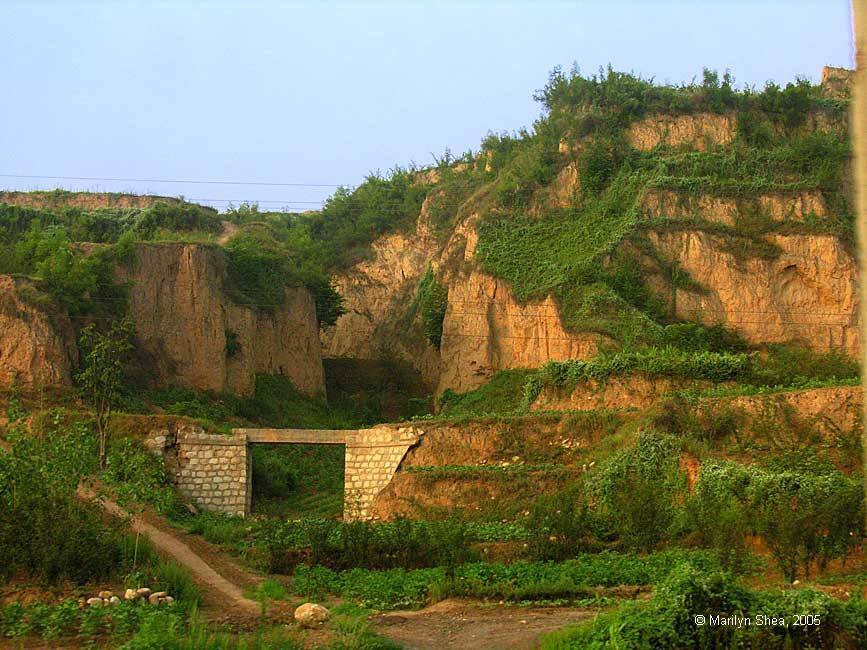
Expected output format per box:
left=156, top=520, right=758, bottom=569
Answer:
left=0, top=242, right=325, bottom=398
left=321, top=67, right=860, bottom=397
left=119, top=243, right=325, bottom=398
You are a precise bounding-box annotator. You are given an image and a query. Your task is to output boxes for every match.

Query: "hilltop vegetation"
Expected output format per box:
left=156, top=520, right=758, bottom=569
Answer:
left=0, top=197, right=344, bottom=325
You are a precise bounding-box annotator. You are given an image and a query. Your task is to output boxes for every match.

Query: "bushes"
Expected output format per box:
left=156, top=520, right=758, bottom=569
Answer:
left=304, top=169, right=428, bottom=269
left=224, top=232, right=294, bottom=312
left=0, top=422, right=125, bottom=583
left=542, top=567, right=867, bottom=649
left=577, top=135, right=627, bottom=195
left=689, top=462, right=864, bottom=581
left=416, top=266, right=448, bottom=348
left=535, top=64, right=825, bottom=128
left=526, top=488, right=594, bottom=560
left=292, top=550, right=720, bottom=610
left=2, top=225, right=127, bottom=316
left=588, top=432, right=686, bottom=551
left=132, top=202, right=222, bottom=239
left=103, top=438, right=186, bottom=516
left=537, top=347, right=751, bottom=387
left=259, top=517, right=476, bottom=574
left=0, top=201, right=220, bottom=245
left=745, top=345, right=859, bottom=386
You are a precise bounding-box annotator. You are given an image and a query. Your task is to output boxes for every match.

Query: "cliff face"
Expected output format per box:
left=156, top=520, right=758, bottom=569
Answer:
left=121, top=243, right=325, bottom=398
left=0, top=277, right=78, bottom=388
left=646, top=231, right=860, bottom=355
left=321, top=84, right=857, bottom=397
left=437, top=269, right=603, bottom=394
left=320, top=199, right=441, bottom=388
left=321, top=197, right=860, bottom=395
left=0, top=243, right=325, bottom=398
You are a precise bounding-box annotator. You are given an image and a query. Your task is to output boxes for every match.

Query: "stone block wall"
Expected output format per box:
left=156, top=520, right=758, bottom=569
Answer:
left=343, top=425, right=422, bottom=519
left=146, top=425, right=250, bottom=516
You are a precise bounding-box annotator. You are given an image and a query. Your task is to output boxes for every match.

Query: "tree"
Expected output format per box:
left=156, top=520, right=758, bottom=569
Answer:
left=75, top=319, right=134, bottom=469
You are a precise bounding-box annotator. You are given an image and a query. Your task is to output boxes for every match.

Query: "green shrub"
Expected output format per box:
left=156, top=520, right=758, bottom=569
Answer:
left=416, top=266, right=448, bottom=348
left=292, top=550, right=720, bottom=610
left=690, top=461, right=864, bottom=581
left=537, top=347, right=750, bottom=387
left=526, top=488, right=594, bottom=560
left=103, top=438, right=185, bottom=516
left=0, top=423, right=125, bottom=583
left=578, top=135, right=627, bottom=195
left=542, top=568, right=867, bottom=649
left=588, top=432, right=686, bottom=550
left=745, top=345, right=859, bottom=386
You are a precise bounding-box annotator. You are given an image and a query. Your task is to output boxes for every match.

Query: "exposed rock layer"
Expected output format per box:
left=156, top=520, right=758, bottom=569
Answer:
left=0, top=191, right=190, bottom=211
left=121, top=244, right=325, bottom=398
left=0, top=276, right=78, bottom=388
left=646, top=232, right=860, bottom=355
left=0, top=244, right=325, bottom=398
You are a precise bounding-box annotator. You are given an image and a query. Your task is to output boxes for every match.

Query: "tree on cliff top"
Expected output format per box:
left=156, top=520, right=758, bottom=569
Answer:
left=76, top=319, right=135, bottom=469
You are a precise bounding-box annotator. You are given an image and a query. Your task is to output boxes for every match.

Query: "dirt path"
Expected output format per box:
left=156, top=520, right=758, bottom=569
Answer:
left=80, top=490, right=597, bottom=647
left=218, top=220, right=239, bottom=244
left=373, top=599, right=594, bottom=650
left=82, top=489, right=263, bottom=617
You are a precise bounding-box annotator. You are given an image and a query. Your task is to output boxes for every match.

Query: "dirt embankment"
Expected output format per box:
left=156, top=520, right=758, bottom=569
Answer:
left=0, top=191, right=195, bottom=211
left=531, top=375, right=716, bottom=412
left=371, top=384, right=861, bottom=519
left=0, top=276, right=78, bottom=388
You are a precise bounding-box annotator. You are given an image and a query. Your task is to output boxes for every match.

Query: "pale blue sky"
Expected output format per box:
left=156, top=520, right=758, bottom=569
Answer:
left=0, top=0, right=855, bottom=210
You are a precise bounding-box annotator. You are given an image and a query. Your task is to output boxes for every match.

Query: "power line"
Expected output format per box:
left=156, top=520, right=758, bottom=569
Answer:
left=0, top=173, right=349, bottom=188
left=187, top=198, right=324, bottom=205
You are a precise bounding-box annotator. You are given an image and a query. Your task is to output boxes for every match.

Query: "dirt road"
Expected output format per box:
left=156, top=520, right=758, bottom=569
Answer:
left=373, top=599, right=594, bottom=650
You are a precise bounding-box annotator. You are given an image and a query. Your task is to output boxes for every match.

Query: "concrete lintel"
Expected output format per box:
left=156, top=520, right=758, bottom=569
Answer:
left=180, top=436, right=247, bottom=447
left=346, top=442, right=417, bottom=449
left=238, top=428, right=349, bottom=445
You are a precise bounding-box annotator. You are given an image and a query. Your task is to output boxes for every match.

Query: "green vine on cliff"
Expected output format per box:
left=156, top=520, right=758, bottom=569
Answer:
left=416, top=266, right=448, bottom=349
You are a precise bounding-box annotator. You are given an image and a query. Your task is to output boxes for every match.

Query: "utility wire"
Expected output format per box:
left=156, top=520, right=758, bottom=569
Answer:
left=0, top=173, right=350, bottom=188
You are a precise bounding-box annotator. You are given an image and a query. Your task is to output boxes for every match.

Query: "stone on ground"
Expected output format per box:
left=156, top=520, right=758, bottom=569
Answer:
left=294, top=603, right=331, bottom=628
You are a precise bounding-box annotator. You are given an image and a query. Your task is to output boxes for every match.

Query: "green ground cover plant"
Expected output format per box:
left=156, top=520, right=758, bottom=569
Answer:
left=182, top=514, right=529, bottom=554
left=541, top=565, right=867, bottom=649
left=0, top=600, right=195, bottom=642
left=436, top=343, right=859, bottom=419
left=291, top=549, right=721, bottom=610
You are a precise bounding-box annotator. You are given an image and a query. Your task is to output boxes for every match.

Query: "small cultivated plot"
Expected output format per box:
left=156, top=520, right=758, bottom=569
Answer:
left=290, top=550, right=723, bottom=611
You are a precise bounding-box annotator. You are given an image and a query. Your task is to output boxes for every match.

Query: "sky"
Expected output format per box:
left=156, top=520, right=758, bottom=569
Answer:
left=0, top=0, right=856, bottom=211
